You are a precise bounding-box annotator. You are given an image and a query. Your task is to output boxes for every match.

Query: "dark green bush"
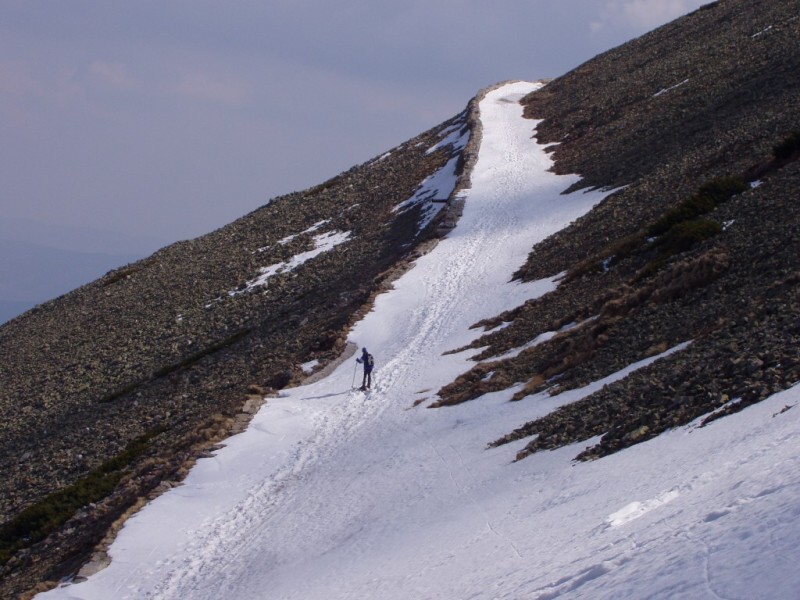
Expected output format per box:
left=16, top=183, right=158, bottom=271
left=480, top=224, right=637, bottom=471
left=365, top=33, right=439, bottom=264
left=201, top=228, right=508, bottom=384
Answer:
left=658, top=219, right=722, bottom=256
left=696, top=176, right=749, bottom=204
left=0, top=428, right=164, bottom=565
left=638, top=219, right=722, bottom=280
left=647, top=176, right=746, bottom=237
left=773, top=130, right=800, bottom=161
left=647, top=195, right=715, bottom=237
left=606, top=233, right=648, bottom=266
left=0, top=472, right=124, bottom=564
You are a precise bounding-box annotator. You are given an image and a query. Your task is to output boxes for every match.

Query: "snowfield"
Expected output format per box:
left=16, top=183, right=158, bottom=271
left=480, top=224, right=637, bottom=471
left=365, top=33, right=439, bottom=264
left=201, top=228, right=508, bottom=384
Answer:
left=40, top=82, right=800, bottom=600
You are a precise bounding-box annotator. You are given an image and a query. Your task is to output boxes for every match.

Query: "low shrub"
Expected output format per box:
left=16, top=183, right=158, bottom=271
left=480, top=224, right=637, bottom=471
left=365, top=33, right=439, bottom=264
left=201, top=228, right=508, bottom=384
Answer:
left=647, top=195, right=715, bottom=238
left=100, top=259, right=155, bottom=287
left=0, top=428, right=165, bottom=566
left=647, top=176, right=746, bottom=237
left=658, top=219, right=722, bottom=255
left=638, top=219, right=723, bottom=280
left=696, top=176, right=749, bottom=204
left=773, top=130, right=800, bottom=162
left=565, top=232, right=646, bottom=282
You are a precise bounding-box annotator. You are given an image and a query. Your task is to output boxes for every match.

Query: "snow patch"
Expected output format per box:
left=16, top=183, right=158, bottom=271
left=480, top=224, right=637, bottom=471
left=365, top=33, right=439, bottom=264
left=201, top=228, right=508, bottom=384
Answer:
left=232, top=230, right=350, bottom=295
left=252, top=220, right=332, bottom=253
left=393, top=155, right=462, bottom=232
left=278, top=220, right=330, bottom=245
left=653, top=78, right=689, bottom=97
left=426, top=124, right=469, bottom=155
left=752, top=25, right=774, bottom=38
left=301, top=360, right=320, bottom=374
left=491, top=313, right=599, bottom=361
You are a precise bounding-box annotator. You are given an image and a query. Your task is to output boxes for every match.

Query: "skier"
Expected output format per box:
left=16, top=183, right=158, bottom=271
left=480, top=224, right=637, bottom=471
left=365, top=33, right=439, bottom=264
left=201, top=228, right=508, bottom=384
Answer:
left=356, top=347, right=374, bottom=391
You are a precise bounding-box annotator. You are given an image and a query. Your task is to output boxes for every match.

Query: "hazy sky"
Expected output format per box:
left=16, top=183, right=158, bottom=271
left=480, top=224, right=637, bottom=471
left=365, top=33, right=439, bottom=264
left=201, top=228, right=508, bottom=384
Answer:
left=0, top=0, right=709, bottom=253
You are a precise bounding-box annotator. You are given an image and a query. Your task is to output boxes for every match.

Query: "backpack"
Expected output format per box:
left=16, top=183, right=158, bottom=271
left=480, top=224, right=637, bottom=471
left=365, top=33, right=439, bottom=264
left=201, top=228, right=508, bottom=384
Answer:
left=365, top=353, right=374, bottom=370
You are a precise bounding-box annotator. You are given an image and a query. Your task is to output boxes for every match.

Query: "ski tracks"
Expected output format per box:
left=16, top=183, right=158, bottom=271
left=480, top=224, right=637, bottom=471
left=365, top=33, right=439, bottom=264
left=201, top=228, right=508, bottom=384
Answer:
left=143, top=380, right=404, bottom=600
left=90, top=81, right=592, bottom=600
left=138, top=97, right=532, bottom=600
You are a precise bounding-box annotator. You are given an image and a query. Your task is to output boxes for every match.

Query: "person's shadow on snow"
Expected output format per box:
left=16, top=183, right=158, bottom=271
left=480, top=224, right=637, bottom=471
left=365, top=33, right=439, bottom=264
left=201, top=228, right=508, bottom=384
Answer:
left=301, top=390, right=353, bottom=400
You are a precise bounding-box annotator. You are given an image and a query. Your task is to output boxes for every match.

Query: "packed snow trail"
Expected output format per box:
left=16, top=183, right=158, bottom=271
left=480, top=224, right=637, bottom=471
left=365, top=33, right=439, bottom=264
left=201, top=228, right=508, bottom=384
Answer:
left=39, top=82, right=800, bottom=600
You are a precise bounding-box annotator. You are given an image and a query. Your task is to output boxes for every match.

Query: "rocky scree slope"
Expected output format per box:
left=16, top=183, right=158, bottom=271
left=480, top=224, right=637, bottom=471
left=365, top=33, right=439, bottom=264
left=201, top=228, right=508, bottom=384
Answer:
left=0, top=108, right=472, bottom=596
left=435, top=0, right=800, bottom=461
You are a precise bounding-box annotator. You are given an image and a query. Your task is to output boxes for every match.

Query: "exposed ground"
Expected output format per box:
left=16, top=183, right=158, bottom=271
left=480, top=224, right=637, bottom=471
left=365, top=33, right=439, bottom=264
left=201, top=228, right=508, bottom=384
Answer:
left=433, top=0, right=800, bottom=461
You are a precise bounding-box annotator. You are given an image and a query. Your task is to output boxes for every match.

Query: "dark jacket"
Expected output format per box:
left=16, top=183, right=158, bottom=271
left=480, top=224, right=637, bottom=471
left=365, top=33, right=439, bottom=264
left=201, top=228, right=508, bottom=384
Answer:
left=357, top=350, right=374, bottom=373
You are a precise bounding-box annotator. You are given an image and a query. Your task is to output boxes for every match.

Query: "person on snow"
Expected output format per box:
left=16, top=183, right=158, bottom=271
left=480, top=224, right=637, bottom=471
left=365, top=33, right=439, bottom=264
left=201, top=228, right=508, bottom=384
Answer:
left=356, top=347, right=374, bottom=391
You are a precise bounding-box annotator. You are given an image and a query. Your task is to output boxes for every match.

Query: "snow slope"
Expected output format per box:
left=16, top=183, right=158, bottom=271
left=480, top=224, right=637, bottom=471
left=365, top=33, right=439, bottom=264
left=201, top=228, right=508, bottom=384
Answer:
left=40, top=82, right=800, bottom=600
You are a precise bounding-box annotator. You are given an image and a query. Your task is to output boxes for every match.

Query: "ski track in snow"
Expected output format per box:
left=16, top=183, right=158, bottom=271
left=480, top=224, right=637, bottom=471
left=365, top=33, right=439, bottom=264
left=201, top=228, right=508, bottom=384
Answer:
left=140, top=80, right=577, bottom=600
left=38, top=82, right=800, bottom=600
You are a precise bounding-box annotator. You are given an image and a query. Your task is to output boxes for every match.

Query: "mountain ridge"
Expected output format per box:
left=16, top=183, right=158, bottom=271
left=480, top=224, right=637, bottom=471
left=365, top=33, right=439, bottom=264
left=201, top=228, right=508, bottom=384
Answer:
left=0, top=239, right=142, bottom=324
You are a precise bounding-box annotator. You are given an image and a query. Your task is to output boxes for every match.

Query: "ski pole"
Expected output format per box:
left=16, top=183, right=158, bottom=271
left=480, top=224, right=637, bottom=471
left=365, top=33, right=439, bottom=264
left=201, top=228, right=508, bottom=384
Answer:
left=352, top=361, right=358, bottom=388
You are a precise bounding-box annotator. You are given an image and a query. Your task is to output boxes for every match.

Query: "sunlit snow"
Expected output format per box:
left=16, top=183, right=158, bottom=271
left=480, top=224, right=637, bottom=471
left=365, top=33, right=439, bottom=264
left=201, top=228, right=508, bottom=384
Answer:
left=39, top=81, right=800, bottom=600
left=426, top=118, right=469, bottom=155
left=393, top=155, right=463, bottom=233
left=653, top=78, right=689, bottom=97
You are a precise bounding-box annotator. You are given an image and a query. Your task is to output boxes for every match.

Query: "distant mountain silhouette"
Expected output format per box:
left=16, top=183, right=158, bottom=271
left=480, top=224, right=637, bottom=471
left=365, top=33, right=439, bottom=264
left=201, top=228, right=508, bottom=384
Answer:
left=0, top=217, right=168, bottom=256
left=0, top=238, right=141, bottom=323
left=0, top=300, right=33, bottom=326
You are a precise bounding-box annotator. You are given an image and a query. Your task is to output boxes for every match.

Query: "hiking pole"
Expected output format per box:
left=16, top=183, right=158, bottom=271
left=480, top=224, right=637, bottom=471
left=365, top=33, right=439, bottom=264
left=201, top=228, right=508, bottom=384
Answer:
left=352, top=361, right=358, bottom=389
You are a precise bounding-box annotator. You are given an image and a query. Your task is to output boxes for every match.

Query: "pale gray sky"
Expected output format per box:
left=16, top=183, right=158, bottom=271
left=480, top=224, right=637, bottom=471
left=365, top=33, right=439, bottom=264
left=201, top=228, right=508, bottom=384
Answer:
left=0, top=0, right=709, bottom=253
